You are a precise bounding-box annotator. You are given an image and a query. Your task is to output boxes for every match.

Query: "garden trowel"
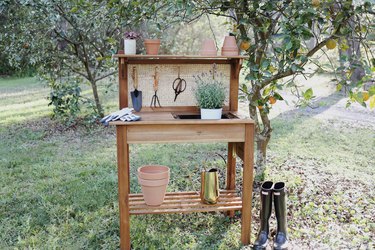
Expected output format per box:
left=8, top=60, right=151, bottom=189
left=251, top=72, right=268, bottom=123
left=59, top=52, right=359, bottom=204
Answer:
left=130, top=66, right=142, bottom=112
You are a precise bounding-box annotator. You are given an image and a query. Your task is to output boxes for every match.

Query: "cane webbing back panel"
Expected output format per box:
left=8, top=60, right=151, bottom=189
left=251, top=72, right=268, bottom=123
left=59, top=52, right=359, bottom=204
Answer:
left=127, top=64, right=231, bottom=108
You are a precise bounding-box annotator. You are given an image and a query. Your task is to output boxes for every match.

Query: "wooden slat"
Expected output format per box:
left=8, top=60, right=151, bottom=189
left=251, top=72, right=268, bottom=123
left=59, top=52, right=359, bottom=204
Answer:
left=127, top=124, right=246, bottom=143
left=113, top=54, right=248, bottom=59
left=130, top=200, right=242, bottom=210
left=131, top=206, right=243, bottom=215
left=130, top=194, right=238, bottom=201
left=109, top=112, right=253, bottom=126
left=121, top=59, right=231, bottom=65
left=128, top=191, right=242, bottom=215
left=129, top=197, right=242, bottom=206
left=129, top=190, right=237, bottom=198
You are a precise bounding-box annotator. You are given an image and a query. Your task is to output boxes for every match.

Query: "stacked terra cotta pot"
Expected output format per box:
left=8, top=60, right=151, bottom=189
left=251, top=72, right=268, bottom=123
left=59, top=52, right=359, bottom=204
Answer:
left=137, top=165, right=170, bottom=206
left=200, top=39, right=217, bottom=56
left=221, top=36, right=239, bottom=56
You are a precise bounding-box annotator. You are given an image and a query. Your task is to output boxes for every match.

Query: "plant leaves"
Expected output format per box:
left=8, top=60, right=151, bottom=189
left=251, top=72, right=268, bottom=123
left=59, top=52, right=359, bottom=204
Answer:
left=336, top=84, right=342, bottom=91
left=369, top=95, right=375, bottom=109
left=303, top=88, right=314, bottom=100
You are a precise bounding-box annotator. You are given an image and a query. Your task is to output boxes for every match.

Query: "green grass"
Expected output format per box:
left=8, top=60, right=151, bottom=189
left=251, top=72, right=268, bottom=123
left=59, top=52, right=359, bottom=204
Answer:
left=0, top=77, right=374, bottom=249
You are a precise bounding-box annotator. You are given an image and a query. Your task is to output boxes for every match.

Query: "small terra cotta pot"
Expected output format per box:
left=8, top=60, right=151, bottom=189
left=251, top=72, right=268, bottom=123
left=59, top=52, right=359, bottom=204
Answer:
left=221, top=48, right=239, bottom=56
left=200, top=39, right=217, bottom=56
left=138, top=165, right=170, bottom=180
left=144, top=39, right=161, bottom=55
left=221, top=36, right=239, bottom=56
left=137, top=165, right=170, bottom=206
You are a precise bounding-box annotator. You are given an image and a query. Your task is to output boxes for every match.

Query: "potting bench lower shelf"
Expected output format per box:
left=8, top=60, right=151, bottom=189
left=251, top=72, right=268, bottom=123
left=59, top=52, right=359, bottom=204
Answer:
left=129, top=190, right=242, bottom=215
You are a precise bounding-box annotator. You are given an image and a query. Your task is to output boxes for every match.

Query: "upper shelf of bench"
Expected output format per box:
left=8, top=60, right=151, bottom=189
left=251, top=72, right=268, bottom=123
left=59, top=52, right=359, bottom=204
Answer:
left=113, top=54, right=248, bottom=60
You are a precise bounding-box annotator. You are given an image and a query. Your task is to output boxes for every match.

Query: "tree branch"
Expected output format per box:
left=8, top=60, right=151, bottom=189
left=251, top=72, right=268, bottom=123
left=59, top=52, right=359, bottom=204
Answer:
left=95, top=71, right=117, bottom=82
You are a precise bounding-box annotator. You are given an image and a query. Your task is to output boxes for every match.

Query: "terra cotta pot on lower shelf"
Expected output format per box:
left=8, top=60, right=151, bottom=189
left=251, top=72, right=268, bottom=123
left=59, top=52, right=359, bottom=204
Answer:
left=137, top=165, right=170, bottom=206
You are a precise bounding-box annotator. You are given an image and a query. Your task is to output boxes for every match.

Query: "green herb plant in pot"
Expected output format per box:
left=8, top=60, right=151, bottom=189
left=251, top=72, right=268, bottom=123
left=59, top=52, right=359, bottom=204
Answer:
left=194, top=66, right=226, bottom=119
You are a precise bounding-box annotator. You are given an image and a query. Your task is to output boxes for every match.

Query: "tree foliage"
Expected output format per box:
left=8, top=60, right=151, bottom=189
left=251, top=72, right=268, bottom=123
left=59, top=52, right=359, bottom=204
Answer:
left=186, top=0, right=374, bottom=176
left=0, top=0, right=188, bottom=121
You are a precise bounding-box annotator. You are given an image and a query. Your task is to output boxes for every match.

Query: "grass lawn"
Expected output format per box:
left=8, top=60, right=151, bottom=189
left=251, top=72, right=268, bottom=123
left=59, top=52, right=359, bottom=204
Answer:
left=1, top=77, right=374, bottom=249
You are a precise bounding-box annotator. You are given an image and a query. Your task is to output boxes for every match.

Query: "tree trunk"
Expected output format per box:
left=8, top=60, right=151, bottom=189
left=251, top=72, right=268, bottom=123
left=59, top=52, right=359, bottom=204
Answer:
left=248, top=92, right=272, bottom=179
left=90, top=80, right=104, bottom=117
left=347, top=35, right=365, bottom=84
left=255, top=109, right=272, bottom=178
left=337, top=6, right=365, bottom=86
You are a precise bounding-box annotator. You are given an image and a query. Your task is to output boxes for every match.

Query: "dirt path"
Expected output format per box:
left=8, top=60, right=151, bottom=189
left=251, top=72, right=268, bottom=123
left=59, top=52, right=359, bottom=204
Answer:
left=239, top=73, right=375, bottom=129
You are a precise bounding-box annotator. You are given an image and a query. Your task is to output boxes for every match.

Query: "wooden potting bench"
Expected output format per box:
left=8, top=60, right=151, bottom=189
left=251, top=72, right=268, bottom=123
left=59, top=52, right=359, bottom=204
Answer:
left=111, top=55, right=254, bottom=250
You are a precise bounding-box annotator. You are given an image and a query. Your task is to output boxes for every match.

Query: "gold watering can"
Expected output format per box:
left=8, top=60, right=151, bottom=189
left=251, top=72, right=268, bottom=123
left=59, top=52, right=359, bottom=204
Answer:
left=200, top=168, right=219, bottom=204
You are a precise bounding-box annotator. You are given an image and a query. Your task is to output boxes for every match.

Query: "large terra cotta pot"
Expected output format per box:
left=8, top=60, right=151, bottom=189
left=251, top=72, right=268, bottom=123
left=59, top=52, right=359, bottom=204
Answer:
left=137, top=165, right=170, bottom=206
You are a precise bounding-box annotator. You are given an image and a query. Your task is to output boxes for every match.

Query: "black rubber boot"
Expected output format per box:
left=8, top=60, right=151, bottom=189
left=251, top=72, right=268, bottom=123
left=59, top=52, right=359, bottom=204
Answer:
left=273, top=182, right=289, bottom=250
left=253, top=181, right=274, bottom=250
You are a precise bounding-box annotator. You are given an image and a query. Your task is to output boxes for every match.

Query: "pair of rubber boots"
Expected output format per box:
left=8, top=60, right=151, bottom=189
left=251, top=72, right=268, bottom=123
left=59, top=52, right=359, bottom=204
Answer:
left=253, top=181, right=288, bottom=250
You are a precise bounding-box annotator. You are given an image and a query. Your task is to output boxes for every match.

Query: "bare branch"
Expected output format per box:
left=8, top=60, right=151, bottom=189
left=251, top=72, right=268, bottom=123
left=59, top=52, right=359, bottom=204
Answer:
left=95, top=71, right=117, bottom=82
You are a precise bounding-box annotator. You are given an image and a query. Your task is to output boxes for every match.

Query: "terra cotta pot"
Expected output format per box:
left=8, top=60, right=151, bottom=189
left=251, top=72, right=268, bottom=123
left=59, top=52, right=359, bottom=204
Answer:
left=137, top=165, right=170, bottom=180
left=137, top=165, right=170, bottom=206
left=144, top=39, right=161, bottom=55
left=221, top=36, right=239, bottom=56
left=200, top=39, right=217, bottom=56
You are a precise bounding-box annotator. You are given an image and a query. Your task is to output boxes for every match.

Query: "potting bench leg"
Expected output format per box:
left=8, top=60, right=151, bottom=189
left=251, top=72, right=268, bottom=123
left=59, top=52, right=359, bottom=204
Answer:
left=226, top=142, right=236, bottom=217
left=117, top=126, right=131, bottom=250
left=241, top=124, right=254, bottom=245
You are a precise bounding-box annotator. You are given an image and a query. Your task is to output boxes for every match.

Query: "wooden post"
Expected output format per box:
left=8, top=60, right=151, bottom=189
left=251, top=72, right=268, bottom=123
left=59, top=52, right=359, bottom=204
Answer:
left=241, top=124, right=254, bottom=245
left=229, top=59, right=241, bottom=111
left=116, top=126, right=130, bottom=250
left=226, top=142, right=236, bottom=217
left=119, top=58, right=128, bottom=109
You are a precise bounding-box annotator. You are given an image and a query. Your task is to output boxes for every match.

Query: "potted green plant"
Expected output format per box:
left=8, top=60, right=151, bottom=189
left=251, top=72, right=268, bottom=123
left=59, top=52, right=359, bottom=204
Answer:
left=194, top=69, right=226, bottom=119
left=124, top=31, right=141, bottom=55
